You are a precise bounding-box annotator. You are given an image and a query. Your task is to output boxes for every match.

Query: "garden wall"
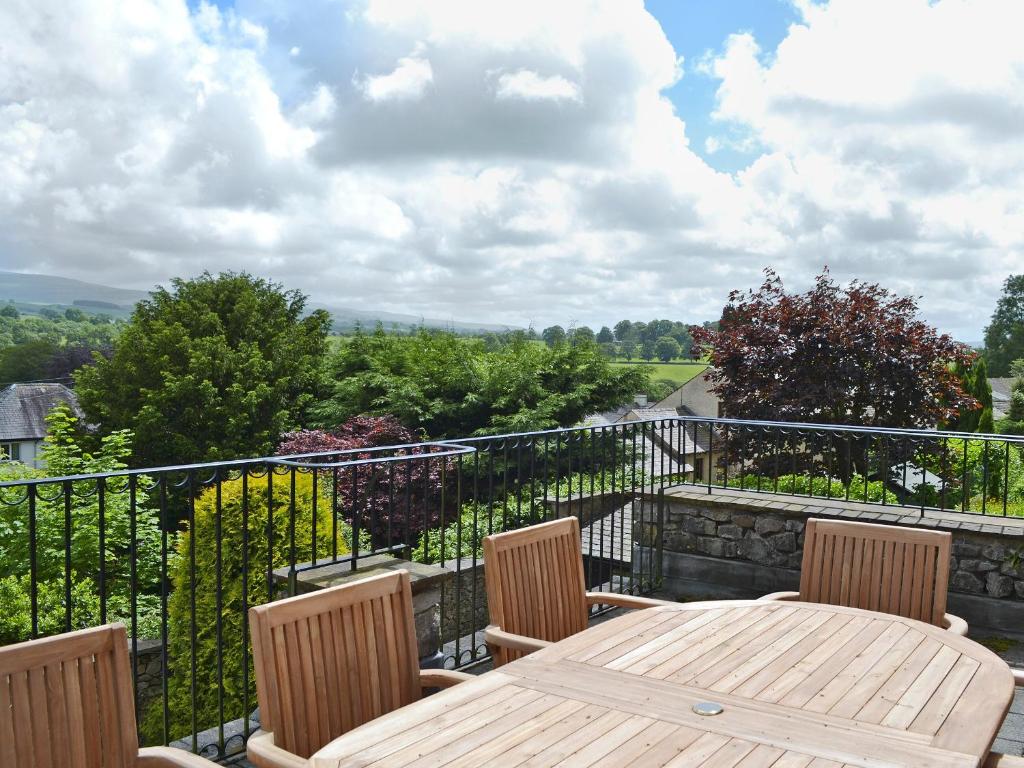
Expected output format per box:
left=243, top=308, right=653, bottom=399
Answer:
left=649, top=486, right=1024, bottom=632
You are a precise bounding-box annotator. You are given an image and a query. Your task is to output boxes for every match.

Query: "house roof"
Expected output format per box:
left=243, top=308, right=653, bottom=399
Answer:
left=989, top=378, right=1016, bottom=420
left=885, top=462, right=943, bottom=493
left=579, top=405, right=632, bottom=428
left=990, top=378, right=1015, bottom=401
left=614, top=409, right=714, bottom=456
left=619, top=407, right=681, bottom=423
left=0, top=383, right=84, bottom=441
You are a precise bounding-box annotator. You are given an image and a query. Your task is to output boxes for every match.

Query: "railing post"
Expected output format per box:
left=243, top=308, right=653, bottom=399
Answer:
left=655, top=486, right=665, bottom=589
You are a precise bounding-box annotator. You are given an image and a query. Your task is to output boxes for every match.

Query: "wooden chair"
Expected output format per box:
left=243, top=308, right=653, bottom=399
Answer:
left=0, top=623, right=217, bottom=767
left=248, top=569, right=472, bottom=768
left=760, top=517, right=968, bottom=635
left=482, top=517, right=673, bottom=667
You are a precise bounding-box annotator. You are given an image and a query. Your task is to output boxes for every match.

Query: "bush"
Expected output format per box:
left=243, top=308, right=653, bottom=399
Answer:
left=0, top=575, right=162, bottom=645
left=278, top=415, right=447, bottom=547
left=726, top=473, right=890, bottom=502
left=141, top=472, right=349, bottom=744
left=0, top=406, right=162, bottom=644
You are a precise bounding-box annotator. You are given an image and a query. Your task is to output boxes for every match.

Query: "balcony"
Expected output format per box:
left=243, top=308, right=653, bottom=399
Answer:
left=0, top=416, right=1022, bottom=762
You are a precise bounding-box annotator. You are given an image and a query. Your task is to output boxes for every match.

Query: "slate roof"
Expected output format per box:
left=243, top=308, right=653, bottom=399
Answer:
left=884, top=462, right=943, bottom=493
left=990, top=377, right=1016, bottom=420
left=0, top=383, right=84, bottom=441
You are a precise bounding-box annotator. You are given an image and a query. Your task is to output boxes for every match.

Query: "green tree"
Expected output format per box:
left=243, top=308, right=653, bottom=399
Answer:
left=644, top=319, right=674, bottom=343
left=541, top=325, right=566, bottom=347
left=0, top=405, right=161, bottom=643
left=984, top=274, right=1024, bottom=376
left=314, top=328, right=648, bottom=437
left=654, top=335, right=681, bottom=362
left=640, top=340, right=656, bottom=361
left=571, top=326, right=595, bottom=344
left=596, top=326, right=614, bottom=344
left=75, top=272, right=331, bottom=466
left=621, top=340, right=636, bottom=361
left=613, top=320, right=632, bottom=341
left=0, top=303, right=18, bottom=319
left=950, top=357, right=994, bottom=433
left=0, top=338, right=58, bottom=382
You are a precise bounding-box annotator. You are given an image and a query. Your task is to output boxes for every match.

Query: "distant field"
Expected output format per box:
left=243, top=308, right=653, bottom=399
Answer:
left=610, top=361, right=707, bottom=386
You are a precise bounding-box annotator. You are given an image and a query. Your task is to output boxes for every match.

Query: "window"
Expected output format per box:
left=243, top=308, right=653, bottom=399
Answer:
left=694, top=457, right=704, bottom=481
left=0, top=442, right=20, bottom=461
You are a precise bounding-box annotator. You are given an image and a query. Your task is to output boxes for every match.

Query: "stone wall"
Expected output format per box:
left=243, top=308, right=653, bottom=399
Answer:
left=132, top=638, right=164, bottom=715
left=440, top=557, right=488, bottom=646
left=652, top=486, right=1024, bottom=630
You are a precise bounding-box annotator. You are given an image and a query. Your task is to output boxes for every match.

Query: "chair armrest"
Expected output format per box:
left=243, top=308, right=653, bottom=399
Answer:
left=136, top=747, right=222, bottom=767
left=243, top=730, right=308, bottom=768
left=758, top=591, right=800, bottom=601
left=941, top=613, right=969, bottom=637
left=420, top=669, right=474, bottom=689
left=584, top=592, right=674, bottom=610
left=483, top=625, right=552, bottom=655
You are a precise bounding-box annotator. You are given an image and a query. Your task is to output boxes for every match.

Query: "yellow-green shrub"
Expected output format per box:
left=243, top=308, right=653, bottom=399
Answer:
left=142, top=472, right=348, bottom=744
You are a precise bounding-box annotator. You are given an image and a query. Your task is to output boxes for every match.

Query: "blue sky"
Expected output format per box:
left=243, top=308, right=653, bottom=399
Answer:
left=646, top=0, right=801, bottom=172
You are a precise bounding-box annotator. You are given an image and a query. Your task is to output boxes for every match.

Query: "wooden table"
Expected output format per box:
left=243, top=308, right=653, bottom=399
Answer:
left=311, top=600, right=1015, bottom=768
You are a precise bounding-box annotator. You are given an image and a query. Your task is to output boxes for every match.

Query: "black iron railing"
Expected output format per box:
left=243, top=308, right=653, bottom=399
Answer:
left=0, top=419, right=675, bottom=760
left=0, top=416, right=1021, bottom=761
left=685, top=418, right=1024, bottom=517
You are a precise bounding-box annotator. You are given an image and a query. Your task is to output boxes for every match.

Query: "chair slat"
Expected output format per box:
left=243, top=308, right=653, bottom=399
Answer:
left=77, top=654, right=102, bottom=768
left=44, top=661, right=71, bottom=767
left=798, top=519, right=954, bottom=629
left=0, top=673, right=16, bottom=766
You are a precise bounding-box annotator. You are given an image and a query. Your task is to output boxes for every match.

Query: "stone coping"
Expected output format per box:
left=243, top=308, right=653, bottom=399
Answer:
left=655, top=484, right=1024, bottom=537
left=272, top=554, right=449, bottom=594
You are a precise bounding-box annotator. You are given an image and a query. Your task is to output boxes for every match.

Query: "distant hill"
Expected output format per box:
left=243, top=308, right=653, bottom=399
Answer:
left=0, top=271, right=150, bottom=317
left=0, top=271, right=519, bottom=334
left=314, top=303, right=521, bottom=334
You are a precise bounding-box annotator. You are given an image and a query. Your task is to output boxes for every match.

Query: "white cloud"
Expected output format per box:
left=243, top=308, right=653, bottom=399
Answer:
left=494, top=70, right=581, bottom=102
left=355, top=53, right=434, bottom=102
left=707, top=0, right=1024, bottom=337
left=0, top=0, right=1021, bottom=339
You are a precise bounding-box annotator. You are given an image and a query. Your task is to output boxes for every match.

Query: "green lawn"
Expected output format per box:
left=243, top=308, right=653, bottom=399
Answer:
left=609, top=361, right=707, bottom=387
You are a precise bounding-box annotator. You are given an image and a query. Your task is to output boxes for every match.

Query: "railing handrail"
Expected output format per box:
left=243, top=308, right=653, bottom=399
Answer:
left=676, top=416, right=1024, bottom=443
left=2, top=414, right=1021, bottom=488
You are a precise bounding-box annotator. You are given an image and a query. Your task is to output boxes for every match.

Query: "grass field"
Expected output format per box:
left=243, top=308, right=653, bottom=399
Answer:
left=610, top=361, right=707, bottom=386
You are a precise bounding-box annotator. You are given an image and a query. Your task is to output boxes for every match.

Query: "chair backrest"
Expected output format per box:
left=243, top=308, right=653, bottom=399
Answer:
left=483, top=517, right=589, bottom=666
left=0, top=623, right=139, bottom=768
left=798, top=518, right=951, bottom=626
left=248, top=570, right=421, bottom=759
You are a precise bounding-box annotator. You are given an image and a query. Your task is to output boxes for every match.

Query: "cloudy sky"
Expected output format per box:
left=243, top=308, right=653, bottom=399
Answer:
left=1, top=0, right=1022, bottom=340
